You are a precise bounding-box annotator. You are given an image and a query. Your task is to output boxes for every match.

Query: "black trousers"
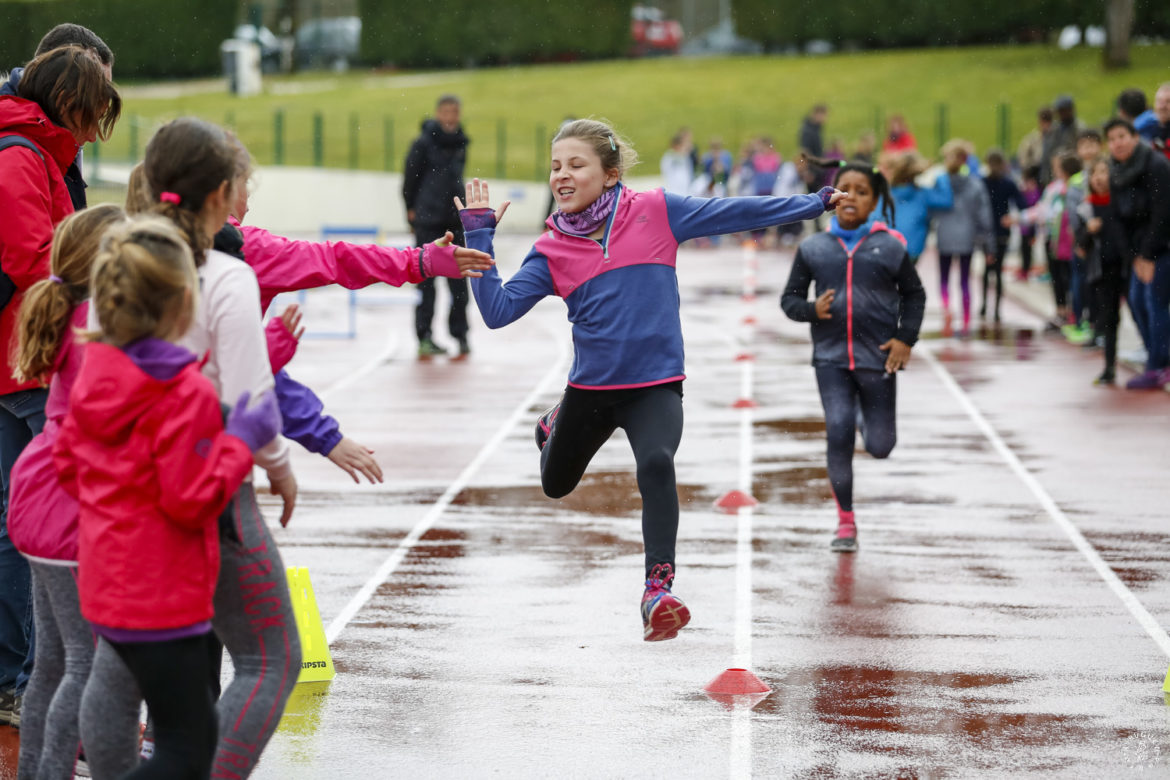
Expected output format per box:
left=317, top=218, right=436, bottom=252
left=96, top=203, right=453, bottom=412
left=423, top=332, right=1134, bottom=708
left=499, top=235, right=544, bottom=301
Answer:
left=982, top=235, right=1009, bottom=317
left=541, top=382, right=683, bottom=577
left=815, top=366, right=897, bottom=514
left=1095, top=263, right=1125, bottom=376
left=413, top=223, right=469, bottom=342
left=109, top=632, right=218, bottom=780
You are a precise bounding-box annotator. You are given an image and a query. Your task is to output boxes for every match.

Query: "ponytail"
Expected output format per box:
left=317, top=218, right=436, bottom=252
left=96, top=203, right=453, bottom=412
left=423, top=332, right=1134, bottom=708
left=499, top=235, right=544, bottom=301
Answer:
left=14, top=204, right=126, bottom=384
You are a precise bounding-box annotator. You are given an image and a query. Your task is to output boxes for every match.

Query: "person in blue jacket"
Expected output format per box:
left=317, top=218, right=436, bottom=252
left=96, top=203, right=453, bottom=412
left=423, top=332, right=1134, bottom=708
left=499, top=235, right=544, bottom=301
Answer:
left=884, top=150, right=953, bottom=264
left=781, top=161, right=926, bottom=553
left=454, top=118, right=847, bottom=642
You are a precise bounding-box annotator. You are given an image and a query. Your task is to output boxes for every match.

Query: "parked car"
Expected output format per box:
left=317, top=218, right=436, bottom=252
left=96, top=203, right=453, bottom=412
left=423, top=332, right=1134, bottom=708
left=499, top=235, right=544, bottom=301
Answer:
left=231, top=23, right=282, bottom=73
left=295, top=16, right=361, bottom=70
left=631, top=5, right=683, bottom=57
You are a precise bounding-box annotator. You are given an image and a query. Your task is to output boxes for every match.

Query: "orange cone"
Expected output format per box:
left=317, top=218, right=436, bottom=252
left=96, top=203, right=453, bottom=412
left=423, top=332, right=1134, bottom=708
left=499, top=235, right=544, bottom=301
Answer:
left=714, top=490, right=758, bottom=513
left=704, top=668, right=771, bottom=710
left=732, top=397, right=757, bottom=409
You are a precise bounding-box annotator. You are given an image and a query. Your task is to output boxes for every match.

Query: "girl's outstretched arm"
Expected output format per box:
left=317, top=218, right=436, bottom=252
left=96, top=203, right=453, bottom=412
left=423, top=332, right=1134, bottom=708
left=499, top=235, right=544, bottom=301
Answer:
left=456, top=179, right=555, bottom=328
left=924, top=173, right=954, bottom=211
left=665, top=188, right=844, bottom=244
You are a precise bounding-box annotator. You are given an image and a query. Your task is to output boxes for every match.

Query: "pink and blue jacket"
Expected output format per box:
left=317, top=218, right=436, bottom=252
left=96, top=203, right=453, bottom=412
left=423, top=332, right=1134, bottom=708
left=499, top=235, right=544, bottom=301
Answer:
left=463, top=184, right=828, bottom=389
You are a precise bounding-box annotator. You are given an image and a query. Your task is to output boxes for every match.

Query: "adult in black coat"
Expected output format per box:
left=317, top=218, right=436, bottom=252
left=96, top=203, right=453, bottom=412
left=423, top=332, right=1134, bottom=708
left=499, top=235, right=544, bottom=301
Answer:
left=403, top=95, right=471, bottom=357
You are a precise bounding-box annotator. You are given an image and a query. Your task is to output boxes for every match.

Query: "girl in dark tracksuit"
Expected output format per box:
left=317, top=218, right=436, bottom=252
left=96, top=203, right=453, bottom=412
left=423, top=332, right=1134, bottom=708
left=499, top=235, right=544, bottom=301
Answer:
left=457, top=119, right=845, bottom=641
left=782, top=161, right=926, bottom=552
left=1076, top=157, right=1131, bottom=385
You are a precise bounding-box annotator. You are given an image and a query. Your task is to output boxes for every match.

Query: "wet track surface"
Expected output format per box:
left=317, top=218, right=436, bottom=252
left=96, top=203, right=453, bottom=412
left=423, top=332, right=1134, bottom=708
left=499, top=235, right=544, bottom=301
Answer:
left=3, top=235, right=1168, bottom=778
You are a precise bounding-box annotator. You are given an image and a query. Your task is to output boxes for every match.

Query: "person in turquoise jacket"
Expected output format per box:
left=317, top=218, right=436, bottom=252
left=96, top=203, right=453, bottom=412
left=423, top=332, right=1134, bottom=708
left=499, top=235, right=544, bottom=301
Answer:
left=884, top=151, right=953, bottom=263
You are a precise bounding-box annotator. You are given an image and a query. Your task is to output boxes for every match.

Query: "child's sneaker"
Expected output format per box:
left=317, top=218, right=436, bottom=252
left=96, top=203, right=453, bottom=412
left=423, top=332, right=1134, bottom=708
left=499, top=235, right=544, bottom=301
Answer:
left=417, top=338, right=447, bottom=359
left=641, top=563, right=690, bottom=642
left=534, top=403, right=560, bottom=451
left=830, top=522, right=858, bottom=553
left=1125, top=369, right=1164, bottom=390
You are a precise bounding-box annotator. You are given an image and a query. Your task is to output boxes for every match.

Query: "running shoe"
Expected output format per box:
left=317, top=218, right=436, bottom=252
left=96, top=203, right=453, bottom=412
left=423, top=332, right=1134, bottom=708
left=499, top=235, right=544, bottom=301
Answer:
left=417, top=338, right=447, bottom=358
left=1093, top=371, right=1115, bottom=386
left=1125, top=369, right=1165, bottom=390
left=830, top=522, right=858, bottom=553
left=0, top=690, right=19, bottom=728
left=457, top=337, right=471, bottom=356
left=641, top=563, right=691, bottom=642
left=534, top=403, right=560, bottom=451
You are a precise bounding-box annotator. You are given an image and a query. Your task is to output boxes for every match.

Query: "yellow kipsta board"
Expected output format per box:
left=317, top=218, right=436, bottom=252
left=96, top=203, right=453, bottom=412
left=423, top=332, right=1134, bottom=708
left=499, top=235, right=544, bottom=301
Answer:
left=1163, top=664, right=1170, bottom=695
left=286, top=567, right=336, bottom=684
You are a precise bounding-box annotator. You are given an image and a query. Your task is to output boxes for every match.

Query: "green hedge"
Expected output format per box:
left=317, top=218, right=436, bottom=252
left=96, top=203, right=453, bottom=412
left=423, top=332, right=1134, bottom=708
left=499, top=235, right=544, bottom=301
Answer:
left=733, top=0, right=1170, bottom=49
left=0, top=0, right=236, bottom=79
left=360, top=0, right=633, bottom=68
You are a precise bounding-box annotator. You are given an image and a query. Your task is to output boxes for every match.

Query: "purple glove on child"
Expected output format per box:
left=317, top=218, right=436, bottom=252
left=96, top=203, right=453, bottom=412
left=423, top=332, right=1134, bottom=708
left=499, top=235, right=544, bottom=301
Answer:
left=226, top=389, right=281, bottom=453
left=458, top=207, right=497, bottom=233
left=817, top=186, right=838, bottom=211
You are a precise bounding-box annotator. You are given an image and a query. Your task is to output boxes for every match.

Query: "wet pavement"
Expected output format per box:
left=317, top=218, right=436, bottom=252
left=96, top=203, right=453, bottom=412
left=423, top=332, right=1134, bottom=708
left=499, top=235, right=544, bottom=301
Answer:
left=3, top=235, right=1169, bottom=779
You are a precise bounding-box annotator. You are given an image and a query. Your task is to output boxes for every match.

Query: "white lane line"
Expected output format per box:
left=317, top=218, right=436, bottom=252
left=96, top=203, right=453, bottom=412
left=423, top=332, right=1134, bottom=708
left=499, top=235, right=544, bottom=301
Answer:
left=920, top=346, right=1170, bottom=659
left=324, top=338, right=570, bottom=645
left=730, top=241, right=758, bottom=780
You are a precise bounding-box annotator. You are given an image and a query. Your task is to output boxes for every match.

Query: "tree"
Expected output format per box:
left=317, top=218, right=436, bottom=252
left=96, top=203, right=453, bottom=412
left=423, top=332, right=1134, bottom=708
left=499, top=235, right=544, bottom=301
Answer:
left=1104, top=0, right=1134, bottom=68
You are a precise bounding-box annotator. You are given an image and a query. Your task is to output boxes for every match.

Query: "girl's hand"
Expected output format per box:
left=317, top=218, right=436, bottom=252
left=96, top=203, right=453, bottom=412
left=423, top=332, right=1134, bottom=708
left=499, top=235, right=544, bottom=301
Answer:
left=432, top=231, right=495, bottom=278
left=268, top=470, right=298, bottom=527
left=827, top=189, right=853, bottom=209
left=327, top=437, right=384, bottom=484
left=1087, top=217, right=1102, bottom=234
left=279, top=304, right=305, bottom=341
left=1000, top=214, right=1015, bottom=228
left=1134, top=257, right=1155, bottom=284
left=880, top=338, right=912, bottom=373
left=815, top=289, right=835, bottom=319
left=454, top=178, right=510, bottom=224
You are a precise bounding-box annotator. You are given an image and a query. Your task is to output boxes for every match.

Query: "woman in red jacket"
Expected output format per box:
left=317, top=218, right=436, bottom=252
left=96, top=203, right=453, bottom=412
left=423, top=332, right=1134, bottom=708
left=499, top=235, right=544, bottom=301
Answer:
left=54, top=216, right=280, bottom=779
left=0, top=43, right=119, bottom=723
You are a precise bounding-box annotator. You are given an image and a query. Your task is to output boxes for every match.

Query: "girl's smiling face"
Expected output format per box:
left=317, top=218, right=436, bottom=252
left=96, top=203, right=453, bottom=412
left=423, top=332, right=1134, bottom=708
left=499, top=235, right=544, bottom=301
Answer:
left=1089, top=160, right=1110, bottom=196
left=550, top=137, right=619, bottom=214
left=834, top=170, right=877, bottom=230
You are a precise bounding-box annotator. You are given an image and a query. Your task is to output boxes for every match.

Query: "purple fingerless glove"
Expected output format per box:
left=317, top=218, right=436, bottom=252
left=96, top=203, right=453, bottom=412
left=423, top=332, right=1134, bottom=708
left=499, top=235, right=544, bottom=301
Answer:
left=817, top=186, right=837, bottom=211
left=226, top=390, right=281, bottom=453
left=458, top=207, right=497, bottom=232
left=421, top=242, right=461, bottom=279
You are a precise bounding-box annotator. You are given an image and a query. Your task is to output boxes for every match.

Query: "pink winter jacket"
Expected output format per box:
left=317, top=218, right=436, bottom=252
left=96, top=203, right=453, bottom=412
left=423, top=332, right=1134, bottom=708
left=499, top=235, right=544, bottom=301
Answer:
left=9, top=303, right=88, bottom=564
left=234, top=218, right=465, bottom=312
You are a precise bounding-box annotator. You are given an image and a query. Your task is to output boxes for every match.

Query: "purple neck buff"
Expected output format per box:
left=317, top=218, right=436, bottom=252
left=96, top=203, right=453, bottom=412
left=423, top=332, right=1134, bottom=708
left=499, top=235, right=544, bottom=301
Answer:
left=552, top=183, right=621, bottom=238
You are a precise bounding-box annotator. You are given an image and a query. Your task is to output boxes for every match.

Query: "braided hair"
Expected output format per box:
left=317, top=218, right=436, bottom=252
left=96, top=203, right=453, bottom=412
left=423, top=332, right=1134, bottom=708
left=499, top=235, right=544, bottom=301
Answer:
left=805, top=156, right=896, bottom=226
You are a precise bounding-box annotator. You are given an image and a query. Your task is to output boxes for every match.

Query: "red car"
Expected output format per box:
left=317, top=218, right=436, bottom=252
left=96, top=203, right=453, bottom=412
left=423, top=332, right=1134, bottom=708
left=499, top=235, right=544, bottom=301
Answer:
left=631, top=5, right=683, bottom=57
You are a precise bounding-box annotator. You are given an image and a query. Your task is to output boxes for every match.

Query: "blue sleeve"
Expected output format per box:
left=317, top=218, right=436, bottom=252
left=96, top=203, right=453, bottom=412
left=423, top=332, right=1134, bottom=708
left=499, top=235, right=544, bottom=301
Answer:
left=465, top=227, right=556, bottom=328
left=274, top=369, right=343, bottom=456
left=664, top=190, right=825, bottom=243
left=924, top=174, right=954, bottom=211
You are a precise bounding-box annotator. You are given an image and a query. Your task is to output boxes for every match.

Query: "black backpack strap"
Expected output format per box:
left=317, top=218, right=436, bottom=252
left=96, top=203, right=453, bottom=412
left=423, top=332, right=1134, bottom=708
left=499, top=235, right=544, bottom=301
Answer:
left=0, top=134, right=45, bottom=162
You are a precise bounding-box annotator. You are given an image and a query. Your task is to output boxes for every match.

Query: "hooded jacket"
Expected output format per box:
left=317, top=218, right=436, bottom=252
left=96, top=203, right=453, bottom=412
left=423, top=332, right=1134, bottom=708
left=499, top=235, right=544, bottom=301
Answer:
left=465, top=184, right=827, bottom=389
left=1110, top=141, right=1170, bottom=262
left=888, top=174, right=953, bottom=259
left=782, top=219, right=926, bottom=371
left=402, top=118, right=468, bottom=227
left=0, top=68, right=86, bottom=210
left=935, top=172, right=994, bottom=256
left=0, top=95, right=77, bottom=395
left=53, top=341, right=253, bottom=629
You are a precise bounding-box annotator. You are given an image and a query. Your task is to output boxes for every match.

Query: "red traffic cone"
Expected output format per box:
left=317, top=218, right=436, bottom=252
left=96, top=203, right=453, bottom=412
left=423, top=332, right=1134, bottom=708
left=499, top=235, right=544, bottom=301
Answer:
left=704, top=668, right=771, bottom=710
left=733, top=352, right=755, bottom=362
left=714, top=490, right=758, bottom=513
left=731, top=397, right=757, bottom=409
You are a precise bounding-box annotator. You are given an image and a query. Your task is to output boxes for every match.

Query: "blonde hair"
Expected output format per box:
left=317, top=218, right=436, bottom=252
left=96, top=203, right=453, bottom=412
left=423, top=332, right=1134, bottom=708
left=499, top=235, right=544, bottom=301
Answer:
left=89, top=216, right=199, bottom=347
left=552, top=118, right=639, bottom=179
left=125, top=162, right=153, bottom=215
left=13, top=204, right=126, bottom=384
left=887, top=150, right=929, bottom=187
left=940, top=138, right=974, bottom=161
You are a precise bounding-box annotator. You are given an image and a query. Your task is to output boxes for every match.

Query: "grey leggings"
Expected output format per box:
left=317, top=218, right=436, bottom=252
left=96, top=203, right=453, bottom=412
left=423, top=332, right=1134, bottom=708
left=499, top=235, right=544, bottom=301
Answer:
left=18, top=563, right=91, bottom=780
left=78, top=484, right=301, bottom=779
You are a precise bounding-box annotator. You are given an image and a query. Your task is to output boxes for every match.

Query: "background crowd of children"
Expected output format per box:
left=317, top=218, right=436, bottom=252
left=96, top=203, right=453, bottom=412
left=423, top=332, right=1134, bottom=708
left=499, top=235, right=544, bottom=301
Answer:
left=662, top=84, right=1170, bottom=388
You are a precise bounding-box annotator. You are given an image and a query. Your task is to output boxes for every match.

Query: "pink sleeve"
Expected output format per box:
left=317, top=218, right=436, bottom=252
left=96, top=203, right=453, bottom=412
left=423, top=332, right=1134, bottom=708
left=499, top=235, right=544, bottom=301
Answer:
left=264, top=317, right=298, bottom=374
left=241, top=224, right=426, bottom=306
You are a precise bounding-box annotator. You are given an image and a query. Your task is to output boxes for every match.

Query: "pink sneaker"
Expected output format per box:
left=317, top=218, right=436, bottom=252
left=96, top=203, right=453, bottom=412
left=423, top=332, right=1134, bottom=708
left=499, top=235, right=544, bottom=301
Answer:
left=831, top=522, right=858, bottom=553
left=641, top=564, right=691, bottom=641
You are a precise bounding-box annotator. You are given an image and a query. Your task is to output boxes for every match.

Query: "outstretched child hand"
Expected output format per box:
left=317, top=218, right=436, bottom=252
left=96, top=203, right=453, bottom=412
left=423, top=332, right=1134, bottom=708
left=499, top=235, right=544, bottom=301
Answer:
left=817, top=186, right=853, bottom=211
left=879, top=338, right=912, bottom=373
left=454, top=178, right=511, bottom=230
left=432, top=231, right=495, bottom=278
left=815, top=289, right=835, bottom=319
left=327, top=436, right=384, bottom=484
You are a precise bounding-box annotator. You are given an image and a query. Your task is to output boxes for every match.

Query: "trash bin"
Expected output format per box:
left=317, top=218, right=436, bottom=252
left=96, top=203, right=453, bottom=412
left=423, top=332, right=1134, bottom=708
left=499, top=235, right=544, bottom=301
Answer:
left=220, top=39, right=262, bottom=96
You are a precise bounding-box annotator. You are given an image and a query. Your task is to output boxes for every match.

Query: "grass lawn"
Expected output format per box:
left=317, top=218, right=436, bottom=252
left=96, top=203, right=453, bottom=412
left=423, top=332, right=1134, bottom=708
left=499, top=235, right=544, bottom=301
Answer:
left=94, top=43, right=1170, bottom=181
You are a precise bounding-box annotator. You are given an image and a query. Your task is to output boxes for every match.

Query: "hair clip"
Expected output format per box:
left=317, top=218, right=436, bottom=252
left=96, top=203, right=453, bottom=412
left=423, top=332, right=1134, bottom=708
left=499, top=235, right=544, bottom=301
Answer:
left=608, top=135, right=617, bottom=151
left=873, top=166, right=881, bottom=174
left=838, top=160, right=846, bottom=167
left=159, top=192, right=181, bottom=205
left=49, top=274, right=64, bottom=284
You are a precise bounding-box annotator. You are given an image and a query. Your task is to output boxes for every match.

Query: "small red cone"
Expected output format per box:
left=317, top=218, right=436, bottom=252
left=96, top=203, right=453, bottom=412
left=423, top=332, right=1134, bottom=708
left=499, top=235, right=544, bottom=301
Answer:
left=741, top=293, right=756, bottom=304
left=731, top=397, right=757, bottom=409
left=742, top=315, right=757, bottom=326
left=733, top=352, right=754, bottom=362
left=704, top=668, right=771, bottom=709
left=714, top=490, right=758, bottom=513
